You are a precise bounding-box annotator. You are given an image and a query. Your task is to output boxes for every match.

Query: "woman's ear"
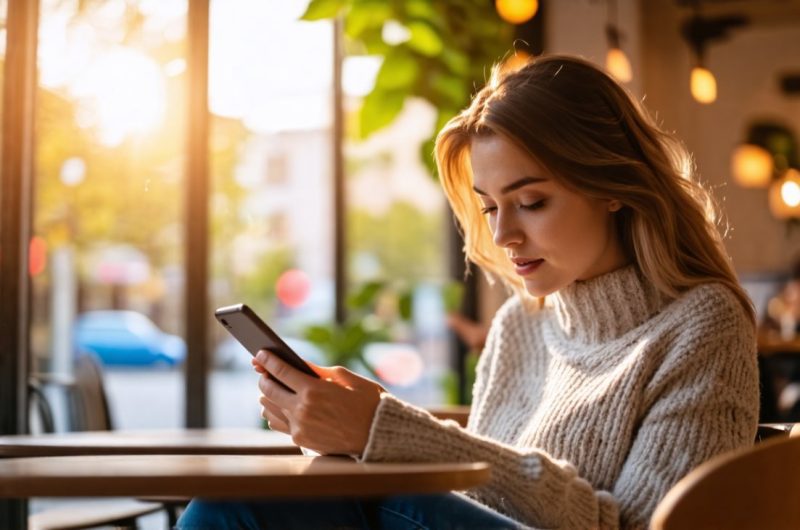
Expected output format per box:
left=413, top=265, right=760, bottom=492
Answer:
left=608, top=200, right=623, bottom=212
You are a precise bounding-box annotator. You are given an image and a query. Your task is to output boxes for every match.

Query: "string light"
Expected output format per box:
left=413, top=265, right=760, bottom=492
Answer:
left=495, top=0, right=539, bottom=25
left=606, top=47, right=632, bottom=83
left=769, top=169, right=800, bottom=219
left=690, top=66, right=717, bottom=104
left=604, top=0, right=632, bottom=83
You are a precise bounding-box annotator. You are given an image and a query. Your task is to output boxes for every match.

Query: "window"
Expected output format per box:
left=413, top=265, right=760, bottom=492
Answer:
left=32, top=0, right=188, bottom=428
left=208, top=0, right=335, bottom=427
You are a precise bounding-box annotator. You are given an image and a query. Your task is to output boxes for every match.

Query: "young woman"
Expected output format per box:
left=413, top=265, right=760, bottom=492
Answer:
left=178, top=55, right=759, bottom=529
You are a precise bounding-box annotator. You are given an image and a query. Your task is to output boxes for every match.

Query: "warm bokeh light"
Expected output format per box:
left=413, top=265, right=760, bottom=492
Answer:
left=29, top=237, right=47, bottom=277
left=342, top=56, right=382, bottom=97
left=496, top=0, right=539, bottom=25
left=60, top=157, right=87, bottom=187
left=382, top=20, right=411, bottom=45
left=605, top=47, right=632, bottom=83
left=500, top=50, right=531, bottom=75
left=690, top=66, right=717, bottom=104
left=368, top=343, right=424, bottom=387
left=79, top=47, right=166, bottom=145
left=276, top=269, right=312, bottom=308
left=731, top=144, right=773, bottom=188
left=782, top=176, right=800, bottom=207
left=769, top=170, right=800, bottom=219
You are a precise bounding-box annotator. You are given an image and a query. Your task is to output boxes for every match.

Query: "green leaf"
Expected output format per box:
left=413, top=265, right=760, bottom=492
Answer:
left=347, top=280, right=385, bottom=310
left=404, top=1, right=439, bottom=23
left=420, top=137, right=438, bottom=179
left=398, top=289, right=413, bottom=320
left=359, top=89, right=405, bottom=139
left=374, top=51, right=419, bottom=90
left=341, top=322, right=368, bottom=352
left=300, top=0, right=346, bottom=21
left=303, top=325, right=334, bottom=347
left=441, top=49, right=469, bottom=76
left=435, top=108, right=459, bottom=132
left=345, top=2, right=393, bottom=39
left=431, top=74, right=467, bottom=108
left=442, top=281, right=465, bottom=313
left=406, top=21, right=443, bottom=57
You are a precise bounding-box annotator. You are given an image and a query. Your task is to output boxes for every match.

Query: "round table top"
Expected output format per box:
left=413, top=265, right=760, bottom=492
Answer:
left=0, top=428, right=300, bottom=457
left=0, top=454, right=491, bottom=498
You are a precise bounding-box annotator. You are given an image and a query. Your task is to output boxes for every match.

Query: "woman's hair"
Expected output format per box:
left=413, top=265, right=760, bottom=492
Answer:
left=435, top=54, right=755, bottom=322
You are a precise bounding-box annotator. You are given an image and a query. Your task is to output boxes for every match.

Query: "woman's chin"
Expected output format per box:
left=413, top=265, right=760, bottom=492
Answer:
left=523, top=278, right=560, bottom=298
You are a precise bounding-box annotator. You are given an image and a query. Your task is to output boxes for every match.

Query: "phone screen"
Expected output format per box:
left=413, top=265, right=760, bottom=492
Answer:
left=214, top=303, right=319, bottom=382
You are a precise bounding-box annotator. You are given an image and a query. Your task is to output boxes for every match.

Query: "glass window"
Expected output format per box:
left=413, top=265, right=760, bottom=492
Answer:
left=344, top=88, right=450, bottom=404
left=32, top=0, right=188, bottom=429
left=208, top=0, right=335, bottom=427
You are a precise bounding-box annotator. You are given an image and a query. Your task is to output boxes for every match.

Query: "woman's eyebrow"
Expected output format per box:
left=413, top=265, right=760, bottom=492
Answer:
left=473, top=176, right=548, bottom=196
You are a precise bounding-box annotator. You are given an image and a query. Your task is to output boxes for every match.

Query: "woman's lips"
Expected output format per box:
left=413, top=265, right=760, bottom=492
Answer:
left=514, top=259, right=544, bottom=276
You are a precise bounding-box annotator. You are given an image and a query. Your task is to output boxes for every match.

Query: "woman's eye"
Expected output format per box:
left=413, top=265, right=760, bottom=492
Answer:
left=480, top=205, right=497, bottom=215
left=521, top=200, right=545, bottom=211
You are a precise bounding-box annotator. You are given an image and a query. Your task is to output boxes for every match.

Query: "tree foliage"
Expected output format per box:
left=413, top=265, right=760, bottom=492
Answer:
left=301, top=0, right=515, bottom=176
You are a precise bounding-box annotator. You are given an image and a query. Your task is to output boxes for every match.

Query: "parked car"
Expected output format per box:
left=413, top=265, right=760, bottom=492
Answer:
left=75, top=310, right=186, bottom=367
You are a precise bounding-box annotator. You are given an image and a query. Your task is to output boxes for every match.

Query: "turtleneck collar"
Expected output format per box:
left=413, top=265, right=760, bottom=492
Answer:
left=549, top=264, right=665, bottom=344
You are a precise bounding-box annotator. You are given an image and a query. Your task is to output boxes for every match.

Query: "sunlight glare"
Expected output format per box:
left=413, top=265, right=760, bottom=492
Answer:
left=72, top=47, right=166, bottom=146
left=343, top=56, right=382, bottom=97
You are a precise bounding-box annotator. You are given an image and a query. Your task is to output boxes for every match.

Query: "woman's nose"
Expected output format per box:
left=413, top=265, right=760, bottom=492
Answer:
left=492, top=209, right=523, bottom=248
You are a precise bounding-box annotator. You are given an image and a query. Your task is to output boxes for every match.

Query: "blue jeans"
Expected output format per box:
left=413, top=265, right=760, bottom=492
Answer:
left=176, top=493, right=522, bottom=529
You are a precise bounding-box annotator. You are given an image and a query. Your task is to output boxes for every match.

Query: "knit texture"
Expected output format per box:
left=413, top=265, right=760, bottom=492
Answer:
left=360, top=265, right=759, bottom=529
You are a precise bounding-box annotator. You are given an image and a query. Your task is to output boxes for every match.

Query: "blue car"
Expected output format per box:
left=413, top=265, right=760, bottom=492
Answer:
left=75, top=310, right=186, bottom=367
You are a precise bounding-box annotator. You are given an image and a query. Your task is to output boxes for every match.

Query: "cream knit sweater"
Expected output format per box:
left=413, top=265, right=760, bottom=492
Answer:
left=361, top=265, right=759, bottom=529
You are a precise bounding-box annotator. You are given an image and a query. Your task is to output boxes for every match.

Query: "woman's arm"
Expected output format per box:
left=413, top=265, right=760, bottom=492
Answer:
left=359, top=323, right=758, bottom=529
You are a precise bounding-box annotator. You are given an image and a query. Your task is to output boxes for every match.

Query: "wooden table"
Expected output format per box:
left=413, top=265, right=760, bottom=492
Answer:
left=757, top=334, right=800, bottom=356
left=0, top=454, right=491, bottom=499
left=0, top=428, right=301, bottom=458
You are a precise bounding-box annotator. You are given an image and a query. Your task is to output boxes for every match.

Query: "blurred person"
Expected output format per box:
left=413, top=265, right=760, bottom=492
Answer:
left=178, top=55, right=759, bottom=529
left=446, top=312, right=489, bottom=352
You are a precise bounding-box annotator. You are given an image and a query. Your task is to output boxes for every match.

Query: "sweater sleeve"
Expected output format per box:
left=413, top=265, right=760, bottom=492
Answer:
left=359, top=291, right=759, bottom=530
left=359, top=296, right=615, bottom=528
left=360, top=393, right=620, bottom=528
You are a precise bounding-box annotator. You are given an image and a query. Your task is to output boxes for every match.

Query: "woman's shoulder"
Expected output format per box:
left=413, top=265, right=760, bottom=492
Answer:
left=670, top=282, right=750, bottom=321
left=659, top=281, right=755, bottom=346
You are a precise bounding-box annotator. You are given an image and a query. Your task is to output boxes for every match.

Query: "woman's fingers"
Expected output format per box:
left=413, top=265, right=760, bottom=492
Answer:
left=255, top=350, right=317, bottom=392
left=260, top=397, right=290, bottom=434
left=251, top=358, right=267, bottom=374
left=260, top=395, right=289, bottom=422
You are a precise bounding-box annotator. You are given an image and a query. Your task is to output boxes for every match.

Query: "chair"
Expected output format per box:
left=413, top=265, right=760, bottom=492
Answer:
left=651, top=434, right=800, bottom=530
left=27, top=354, right=164, bottom=530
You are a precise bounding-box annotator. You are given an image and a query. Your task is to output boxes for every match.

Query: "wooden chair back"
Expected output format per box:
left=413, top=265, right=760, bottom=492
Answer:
left=70, top=354, right=114, bottom=431
left=651, top=434, right=800, bottom=530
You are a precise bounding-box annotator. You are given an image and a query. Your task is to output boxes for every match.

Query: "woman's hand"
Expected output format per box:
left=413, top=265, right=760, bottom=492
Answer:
left=252, top=350, right=385, bottom=457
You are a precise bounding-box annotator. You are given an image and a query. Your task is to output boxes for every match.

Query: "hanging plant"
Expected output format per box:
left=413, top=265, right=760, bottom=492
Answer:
left=301, top=0, right=516, bottom=177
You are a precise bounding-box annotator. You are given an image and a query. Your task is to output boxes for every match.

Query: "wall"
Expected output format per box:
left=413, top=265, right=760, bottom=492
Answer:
left=546, top=0, right=800, bottom=275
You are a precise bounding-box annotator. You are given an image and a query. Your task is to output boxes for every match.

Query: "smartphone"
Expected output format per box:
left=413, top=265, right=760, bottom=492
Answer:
left=214, top=303, right=319, bottom=389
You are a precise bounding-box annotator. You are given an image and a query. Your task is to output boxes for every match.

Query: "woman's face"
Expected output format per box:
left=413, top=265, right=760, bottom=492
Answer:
left=470, top=134, right=628, bottom=297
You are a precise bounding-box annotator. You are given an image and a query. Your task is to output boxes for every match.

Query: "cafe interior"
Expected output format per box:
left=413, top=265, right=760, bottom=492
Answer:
left=2, top=0, right=800, bottom=528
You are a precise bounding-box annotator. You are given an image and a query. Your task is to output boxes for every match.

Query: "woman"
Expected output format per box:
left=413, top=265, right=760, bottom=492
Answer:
left=178, top=55, right=759, bottom=529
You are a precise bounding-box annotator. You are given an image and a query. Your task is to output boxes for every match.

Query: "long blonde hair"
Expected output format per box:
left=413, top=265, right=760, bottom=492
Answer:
left=436, top=54, right=754, bottom=322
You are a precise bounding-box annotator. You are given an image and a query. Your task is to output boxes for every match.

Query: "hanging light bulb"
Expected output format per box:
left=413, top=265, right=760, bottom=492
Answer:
left=769, top=169, right=800, bottom=219
left=606, top=47, right=632, bottom=83
left=604, top=2, right=632, bottom=83
left=496, top=0, right=539, bottom=25
left=690, top=66, right=717, bottom=104
left=731, top=144, right=773, bottom=188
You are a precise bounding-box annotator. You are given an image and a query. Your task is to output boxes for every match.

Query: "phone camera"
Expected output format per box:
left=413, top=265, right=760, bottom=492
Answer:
left=220, top=318, right=230, bottom=327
